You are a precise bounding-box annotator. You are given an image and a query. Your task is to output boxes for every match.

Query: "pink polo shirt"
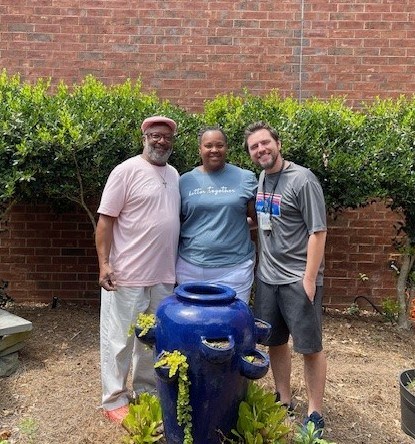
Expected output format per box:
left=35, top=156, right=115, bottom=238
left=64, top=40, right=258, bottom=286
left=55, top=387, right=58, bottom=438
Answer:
left=98, top=155, right=180, bottom=286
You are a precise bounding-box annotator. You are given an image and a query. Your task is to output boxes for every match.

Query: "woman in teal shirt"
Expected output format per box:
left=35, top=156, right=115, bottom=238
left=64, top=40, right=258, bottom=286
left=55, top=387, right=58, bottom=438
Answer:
left=176, top=127, right=257, bottom=303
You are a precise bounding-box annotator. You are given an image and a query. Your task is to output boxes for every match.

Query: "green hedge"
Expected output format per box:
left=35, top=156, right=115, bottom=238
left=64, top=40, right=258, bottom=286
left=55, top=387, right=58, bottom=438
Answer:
left=1, top=70, right=414, bottom=241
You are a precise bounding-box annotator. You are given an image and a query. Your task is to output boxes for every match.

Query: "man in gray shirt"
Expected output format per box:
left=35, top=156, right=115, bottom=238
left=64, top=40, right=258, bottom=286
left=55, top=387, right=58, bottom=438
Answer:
left=244, top=121, right=327, bottom=438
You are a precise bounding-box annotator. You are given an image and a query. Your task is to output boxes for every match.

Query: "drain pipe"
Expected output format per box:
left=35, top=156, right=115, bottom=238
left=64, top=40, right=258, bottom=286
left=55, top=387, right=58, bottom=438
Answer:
left=298, top=0, right=305, bottom=102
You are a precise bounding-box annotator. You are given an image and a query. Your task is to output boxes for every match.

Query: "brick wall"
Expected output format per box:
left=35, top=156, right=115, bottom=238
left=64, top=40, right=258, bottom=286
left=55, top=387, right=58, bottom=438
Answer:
left=0, top=1, right=410, bottom=307
left=0, top=204, right=99, bottom=305
left=0, top=201, right=403, bottom=309
left=0, top=1, right=414, bottom=112
left=324, top=202, right=403, bottom=309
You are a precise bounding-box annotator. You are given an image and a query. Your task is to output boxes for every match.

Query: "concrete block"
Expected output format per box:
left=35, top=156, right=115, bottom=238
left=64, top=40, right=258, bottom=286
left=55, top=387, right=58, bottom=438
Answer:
left=0, top=330, right=32, bottom=355
left=0, top=351, right=19, bottom=377
left=0, top=309, right=32, bottom=336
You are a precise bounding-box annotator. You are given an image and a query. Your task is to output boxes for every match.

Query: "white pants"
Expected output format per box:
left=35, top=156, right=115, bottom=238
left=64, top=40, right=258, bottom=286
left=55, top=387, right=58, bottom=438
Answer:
left=176, top=257, right=255, bottom=304
left=100, top=283, right=174, bottom=410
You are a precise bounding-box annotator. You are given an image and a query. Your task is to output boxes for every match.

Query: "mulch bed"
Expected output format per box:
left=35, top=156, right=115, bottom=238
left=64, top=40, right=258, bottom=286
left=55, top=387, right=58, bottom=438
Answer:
left=0, top=302, right=414, bottom=443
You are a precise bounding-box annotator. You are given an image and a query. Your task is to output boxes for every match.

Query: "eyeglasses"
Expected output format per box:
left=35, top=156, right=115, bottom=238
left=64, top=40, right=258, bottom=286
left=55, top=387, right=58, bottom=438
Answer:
left=145, top=132, right=174, bottom=143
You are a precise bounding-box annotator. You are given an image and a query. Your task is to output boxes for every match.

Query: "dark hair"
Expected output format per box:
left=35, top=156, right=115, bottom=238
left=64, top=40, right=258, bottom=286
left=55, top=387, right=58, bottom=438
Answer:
left=243, top=121, right=280, bottom=152
left=197, top=126, right=228, bottom=146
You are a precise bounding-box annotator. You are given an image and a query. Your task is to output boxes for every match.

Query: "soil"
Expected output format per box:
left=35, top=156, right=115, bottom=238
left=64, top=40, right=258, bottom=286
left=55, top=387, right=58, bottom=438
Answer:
left=1, top=302, right=415, bottom=444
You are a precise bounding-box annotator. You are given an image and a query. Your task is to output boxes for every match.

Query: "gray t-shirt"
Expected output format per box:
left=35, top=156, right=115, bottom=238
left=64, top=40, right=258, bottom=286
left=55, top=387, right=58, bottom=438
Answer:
left=256, top=162, right=327, bottom=285
left=179, top=163, right=257, bottom=267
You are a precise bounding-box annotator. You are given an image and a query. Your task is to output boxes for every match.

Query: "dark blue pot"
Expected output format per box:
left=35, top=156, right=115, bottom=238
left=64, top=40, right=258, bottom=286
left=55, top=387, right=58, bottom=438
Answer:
left=150, top=282, right=270, bottom=444
left=400, top=369, right=415, bottom=439
left=240, top=349, right=270, bottom=380
left=254, top=318, right=272, bottom=344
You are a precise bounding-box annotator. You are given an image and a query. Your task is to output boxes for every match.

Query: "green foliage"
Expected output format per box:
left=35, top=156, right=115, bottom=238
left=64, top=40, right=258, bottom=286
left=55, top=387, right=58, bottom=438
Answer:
left=122, top=393, right=164, bottom=444
left=346, top=302, right=360, bottom=316
left=406, top=376, right=415, bottom=394
left=222, top=381, right=291, bottom=443
left=0, top=73, right=414, bottom=229
left=119, top=380, right=338, bottom=444
left=201, top=91, right=378, bottom=213
left=362, top=96, right=415, bottom=241
left=18, top=418, right=38, bottom=443
left=0, top=70, right=196, bottom=231
left=0, top=70, right=51, bottom=218
left=292, top=422, right=335, bottom=444
left=0, top=71, right=413, bottom=235
left=381, top=298, right=400, bottom=323
left=134, top=313, right=156, bottom=337
left=34, top=75, right=167, bottom=229
left=2, top=71, right=415, bottom=322
left=155, top=350, right=193, bottom=444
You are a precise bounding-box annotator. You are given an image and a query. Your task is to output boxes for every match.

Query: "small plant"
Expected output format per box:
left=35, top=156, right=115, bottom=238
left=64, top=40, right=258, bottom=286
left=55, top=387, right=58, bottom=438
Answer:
left=293, top=421, right=336, bottom=444
left=406, top=376, right=415, bottom=395
left=119, top=378, right=339, bottom=444
left=18, top=418, right=38, bottom=444
left=155, top=350, right=193, bottom=444
left=122, top=392, right=164, bottom=444
left=346, top=302, right=360, bottom=315
left=381, top=298, right=400, bottom=323
left=292, top=423, right=324, bottom=444
left=346, top=273, right=369, bottom=316
left=129, top=313, right=156, bottom=337
left=221, top=381, right=291, bottom=443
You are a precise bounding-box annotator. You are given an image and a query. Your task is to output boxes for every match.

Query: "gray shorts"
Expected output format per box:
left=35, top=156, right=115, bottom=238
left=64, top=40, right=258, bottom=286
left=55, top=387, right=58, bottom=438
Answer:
left=253, top=278, right=323, bottom=354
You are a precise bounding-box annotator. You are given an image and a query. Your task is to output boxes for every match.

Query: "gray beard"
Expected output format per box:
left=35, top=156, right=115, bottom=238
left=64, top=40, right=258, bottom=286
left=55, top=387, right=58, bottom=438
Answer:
left=147, top=146, right=172, bottom=166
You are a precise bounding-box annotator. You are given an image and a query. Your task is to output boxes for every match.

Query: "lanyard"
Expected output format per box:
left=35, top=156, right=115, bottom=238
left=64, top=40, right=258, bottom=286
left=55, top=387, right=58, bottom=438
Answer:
left=261, top=160, right=285, bottom=216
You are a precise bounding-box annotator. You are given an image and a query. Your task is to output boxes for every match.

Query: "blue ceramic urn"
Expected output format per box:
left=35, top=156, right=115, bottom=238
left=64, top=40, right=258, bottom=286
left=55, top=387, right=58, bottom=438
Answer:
left=136, top=282, right=271, bottom=444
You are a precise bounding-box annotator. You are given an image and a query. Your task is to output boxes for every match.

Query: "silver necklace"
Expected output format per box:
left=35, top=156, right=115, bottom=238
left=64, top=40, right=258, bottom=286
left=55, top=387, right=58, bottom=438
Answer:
left=154, top=165, right=167, bottom=187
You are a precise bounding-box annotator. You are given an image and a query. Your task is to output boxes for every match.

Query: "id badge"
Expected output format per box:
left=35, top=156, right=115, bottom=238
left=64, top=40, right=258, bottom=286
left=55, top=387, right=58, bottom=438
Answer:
left=259, top=212, right=272, bottom=231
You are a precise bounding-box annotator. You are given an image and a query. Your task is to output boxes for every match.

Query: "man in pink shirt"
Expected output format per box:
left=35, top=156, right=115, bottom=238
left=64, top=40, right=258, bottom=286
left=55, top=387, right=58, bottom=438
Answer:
left=95, top=116, right=180, bottom=424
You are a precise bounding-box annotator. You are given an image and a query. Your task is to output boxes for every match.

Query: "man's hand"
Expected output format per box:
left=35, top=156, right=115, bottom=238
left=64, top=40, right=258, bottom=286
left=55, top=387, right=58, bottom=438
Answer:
left=99, top=265, right=117, bottom=291
left=303, top=276, right=316, bottom=303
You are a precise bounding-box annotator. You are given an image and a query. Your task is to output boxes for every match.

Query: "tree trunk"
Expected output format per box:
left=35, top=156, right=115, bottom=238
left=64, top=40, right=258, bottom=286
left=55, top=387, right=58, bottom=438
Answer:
left=397, top=238, right=415, bottom=329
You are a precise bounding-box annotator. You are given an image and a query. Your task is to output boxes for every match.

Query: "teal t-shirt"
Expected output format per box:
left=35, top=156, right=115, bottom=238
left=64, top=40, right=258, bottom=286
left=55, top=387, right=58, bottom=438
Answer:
left=178, top=163, right=257, bottom=267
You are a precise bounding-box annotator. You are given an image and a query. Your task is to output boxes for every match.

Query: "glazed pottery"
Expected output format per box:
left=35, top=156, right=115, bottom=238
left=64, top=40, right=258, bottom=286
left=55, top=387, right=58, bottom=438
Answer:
left=136, top=282, right=271, bottom=444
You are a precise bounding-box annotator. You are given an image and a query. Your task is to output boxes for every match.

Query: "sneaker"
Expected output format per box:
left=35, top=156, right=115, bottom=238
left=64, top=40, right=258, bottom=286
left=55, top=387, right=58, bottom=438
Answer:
left=275, top=392, right=295, bottom=418
left=303, top=411, right=325, bottom=438
left=103, top=405, right=129, bottom=424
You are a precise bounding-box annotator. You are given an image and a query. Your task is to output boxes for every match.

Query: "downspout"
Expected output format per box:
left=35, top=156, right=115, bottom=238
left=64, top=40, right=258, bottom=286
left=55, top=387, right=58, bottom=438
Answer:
left=299, top=0, right=305, bottom=102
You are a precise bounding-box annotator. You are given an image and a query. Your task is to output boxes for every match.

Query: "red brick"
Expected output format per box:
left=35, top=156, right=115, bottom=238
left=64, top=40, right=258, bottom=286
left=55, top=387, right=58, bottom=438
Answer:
left=0, top=2, right=412, bottom=302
